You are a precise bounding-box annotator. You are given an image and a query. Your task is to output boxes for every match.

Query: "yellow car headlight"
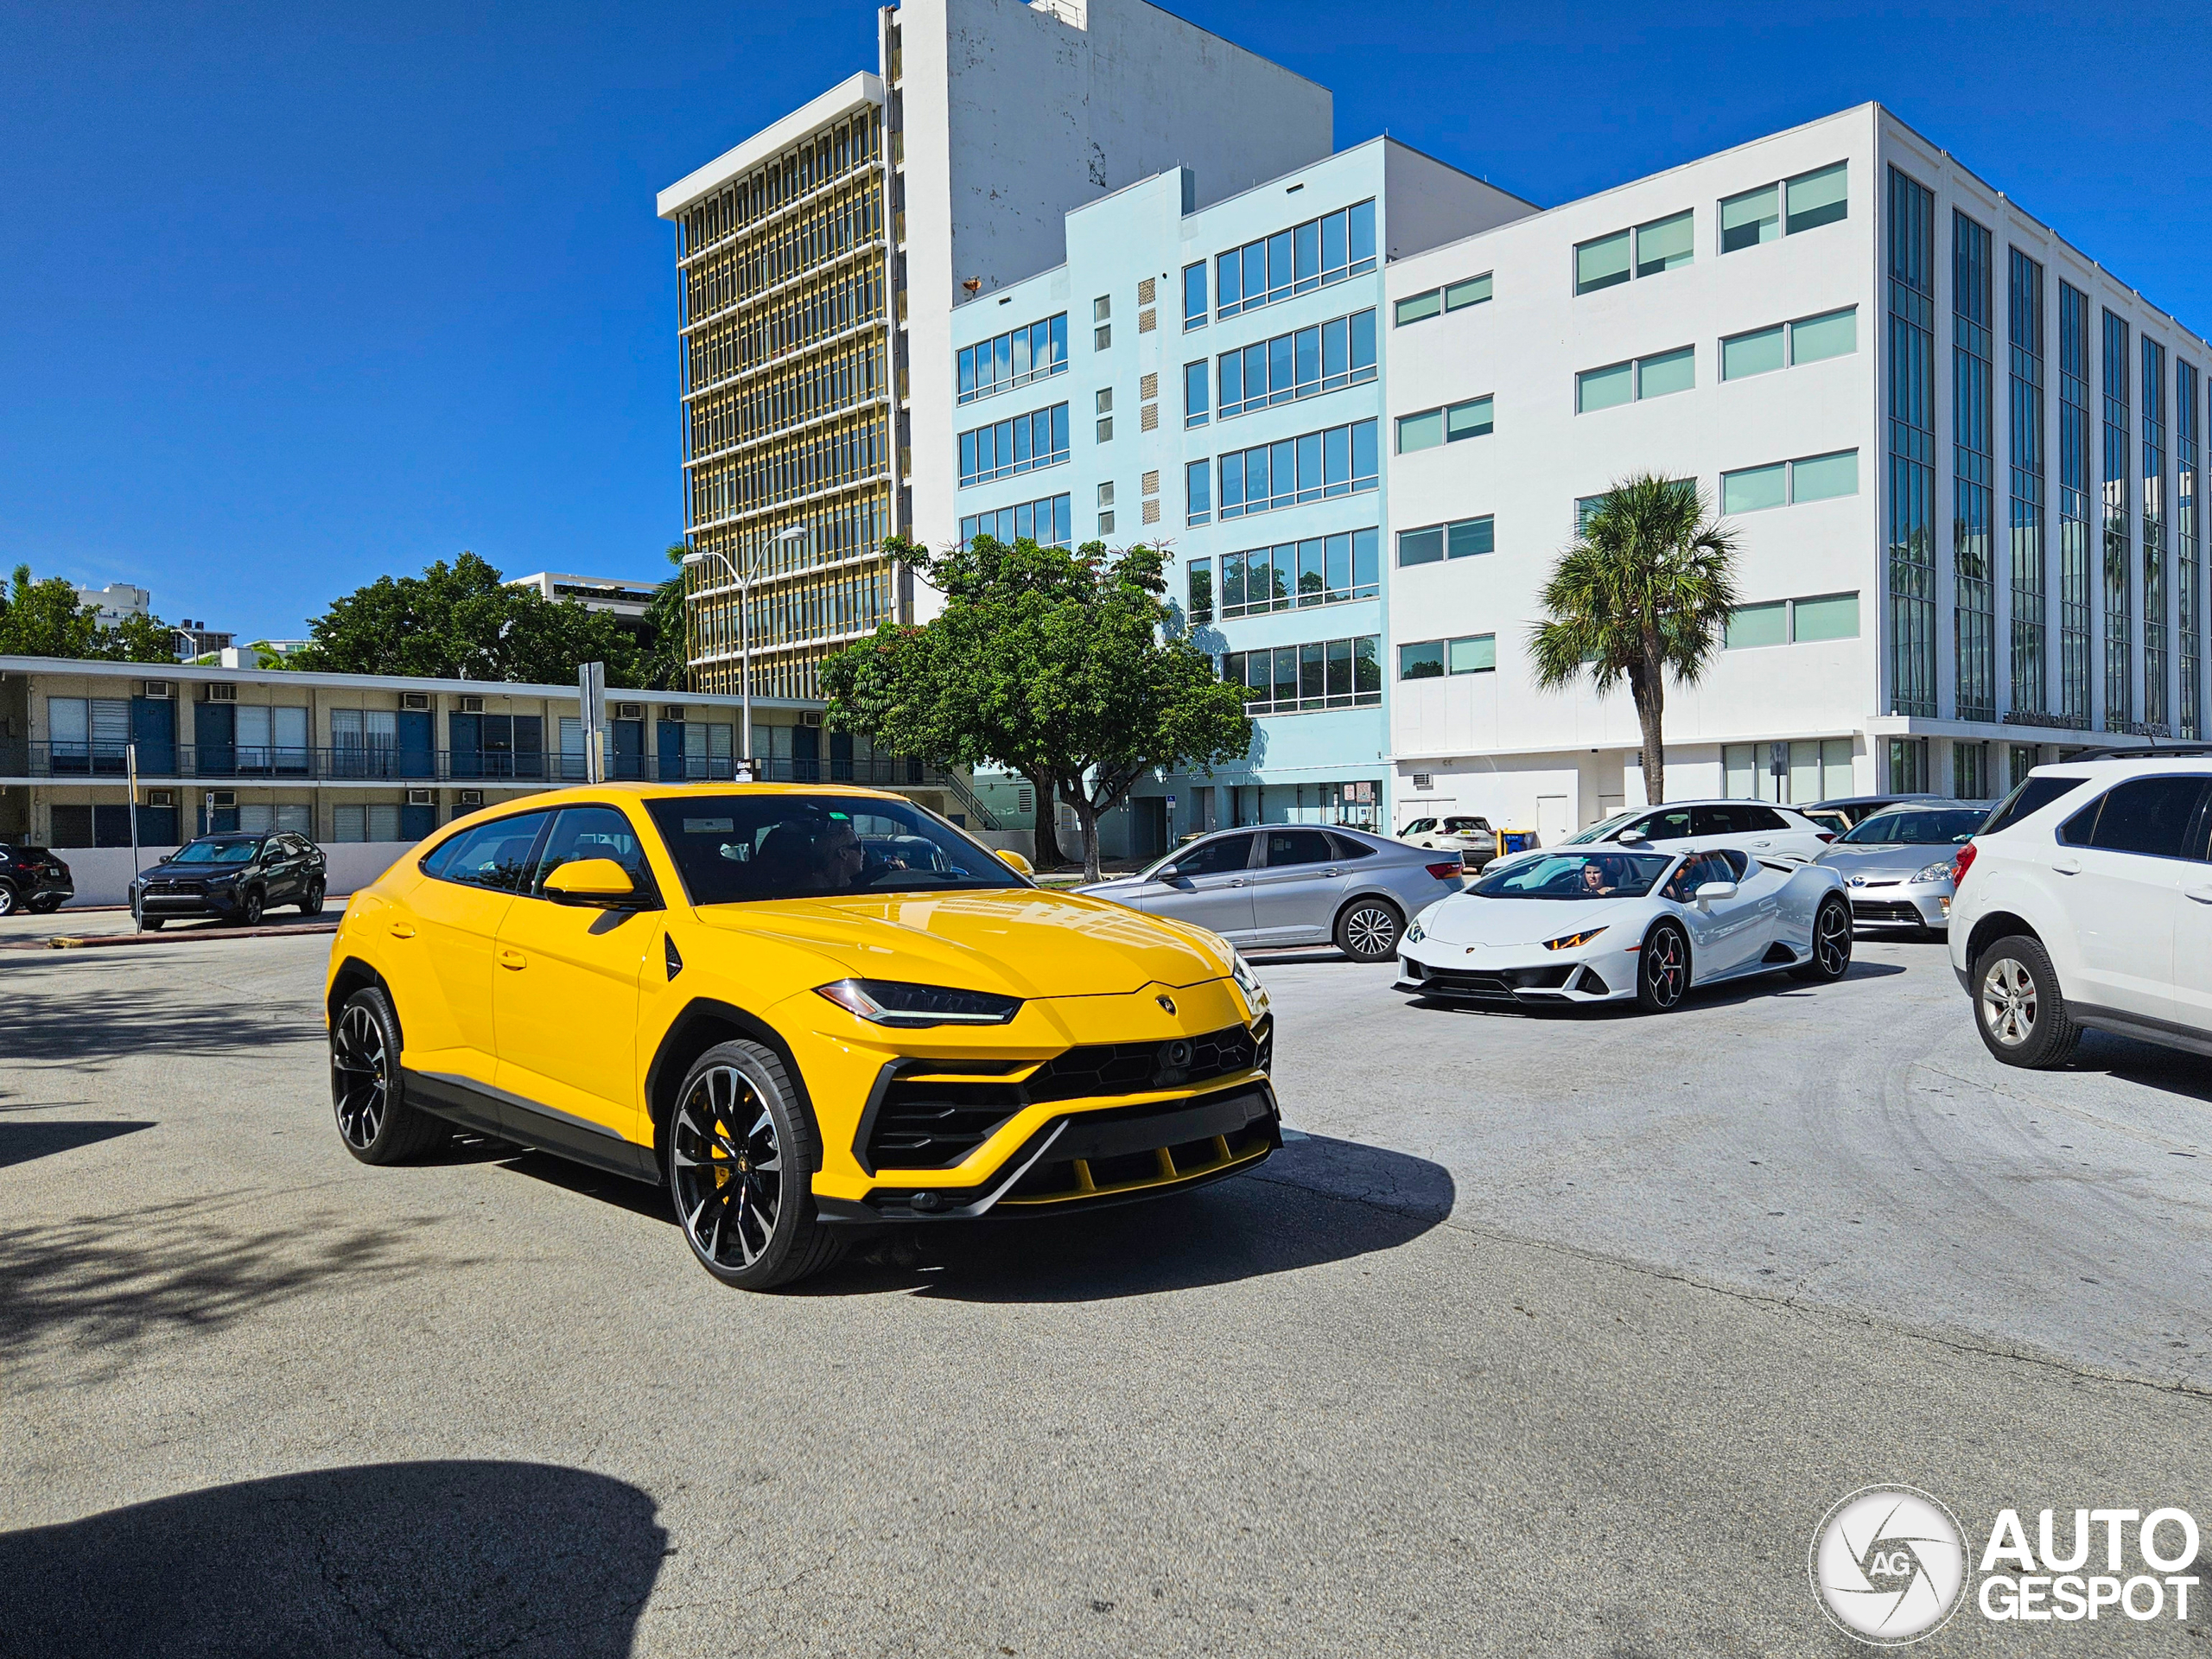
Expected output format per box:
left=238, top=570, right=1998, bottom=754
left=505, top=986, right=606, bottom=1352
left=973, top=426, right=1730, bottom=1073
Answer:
left=814, top=979, right=1021, bottom=1027
left=1541, top=927, right=1607, bottom=952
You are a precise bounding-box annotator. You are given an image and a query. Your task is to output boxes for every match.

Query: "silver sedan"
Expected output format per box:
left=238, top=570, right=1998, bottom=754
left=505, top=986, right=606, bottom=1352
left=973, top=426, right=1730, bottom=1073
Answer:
left=1079, top=824, right=1466, bottom=962
left=1812, top=800, right=1988, bottom=934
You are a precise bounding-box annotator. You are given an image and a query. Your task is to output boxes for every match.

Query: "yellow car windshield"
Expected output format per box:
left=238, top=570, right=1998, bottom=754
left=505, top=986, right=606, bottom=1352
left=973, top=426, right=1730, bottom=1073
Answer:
left=644, top=796, right=1029, bottom=905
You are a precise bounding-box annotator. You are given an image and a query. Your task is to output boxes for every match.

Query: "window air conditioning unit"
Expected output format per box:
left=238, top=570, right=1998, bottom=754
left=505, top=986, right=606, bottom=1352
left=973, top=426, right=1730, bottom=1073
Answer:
left=1412, top=773, right=1434, bottom=791
left=614, top=702, right=644, bottom=721
left=146, top=789, right=175, bottom=808
left=406, top=788, right=435, bottom=807
left=802, top=711, right=823, bottom=728
left=208, top=791, right=237, bottom=808
left=400, top=692, right=431, bottom=712
left=458, top=790, right=484, bottom=808
left=141, top=679, right=173, bottom=699
left=661, top=706, right=685, bottom=722
left=459, top=696, right=485, bottom=714
left=205, top=683, right=238, bottom=703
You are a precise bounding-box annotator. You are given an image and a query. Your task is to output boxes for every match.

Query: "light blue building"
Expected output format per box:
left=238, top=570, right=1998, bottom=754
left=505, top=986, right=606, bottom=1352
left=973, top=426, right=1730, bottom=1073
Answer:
left=946, top=141, right=1529, bottom=859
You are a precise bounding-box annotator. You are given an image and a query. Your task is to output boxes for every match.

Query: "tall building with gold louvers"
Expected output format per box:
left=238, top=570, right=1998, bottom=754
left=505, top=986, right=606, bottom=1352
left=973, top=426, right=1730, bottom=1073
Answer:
left=656, top=0, right=1334, bottom=712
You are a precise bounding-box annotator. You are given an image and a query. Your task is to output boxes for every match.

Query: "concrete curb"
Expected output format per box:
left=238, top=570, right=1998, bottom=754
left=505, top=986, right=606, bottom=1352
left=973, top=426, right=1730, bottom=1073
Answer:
left=8, top=922, right=342, bottom=952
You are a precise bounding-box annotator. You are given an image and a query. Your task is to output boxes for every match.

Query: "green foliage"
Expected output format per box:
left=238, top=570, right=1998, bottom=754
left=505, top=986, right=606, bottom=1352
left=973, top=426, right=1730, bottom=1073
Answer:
left=289, top=551, right=649, bottom=687
left=639, top=543, right=691, bottom=692
left=0, top=565, right=178, bottom=663
left=1528, top=474, right=1739, bottom=804
left=823, top=535, right=1253, bottom=880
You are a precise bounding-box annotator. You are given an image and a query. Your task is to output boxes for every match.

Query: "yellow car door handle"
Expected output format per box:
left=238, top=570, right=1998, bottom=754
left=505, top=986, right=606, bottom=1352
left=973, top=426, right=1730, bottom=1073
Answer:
left=389, top=922, right=416, bottom=939
left=498, top=947, right=527, bottom=969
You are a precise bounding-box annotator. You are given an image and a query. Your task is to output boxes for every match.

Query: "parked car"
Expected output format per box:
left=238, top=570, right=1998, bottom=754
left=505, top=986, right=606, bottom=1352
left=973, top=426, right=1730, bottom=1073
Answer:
left=1814, top=800, right=1987, bottom=935
left=1950, top=752, right=2212, bottom=1067
left=1566, top=799, right=1835, bottom=862
left=0, top=844, right=73, bottom=915
left=1080, top=824, right=1464, bottom=962
left=1397, top=844, right=1852, bottom=1011
left=130, top=831, right=327, bottom=929
left=1800, top=792, right=1950, bottom=836
left=326, top=785, right=1280, bottom=1291
left=1399, top=815, right=1500, bottom=870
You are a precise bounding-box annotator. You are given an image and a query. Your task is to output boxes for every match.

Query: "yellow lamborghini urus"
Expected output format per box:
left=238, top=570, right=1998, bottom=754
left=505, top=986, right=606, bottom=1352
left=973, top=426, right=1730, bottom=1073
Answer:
left=323, top=785, right=1278, bottom=1288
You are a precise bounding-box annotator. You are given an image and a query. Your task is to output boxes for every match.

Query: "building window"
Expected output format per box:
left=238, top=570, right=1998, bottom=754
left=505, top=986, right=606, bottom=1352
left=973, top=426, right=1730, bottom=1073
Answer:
left=2178, top=356, right=2201, bottom=738
left=2058, top=281, right=2093, bottom=724
left=1446, top=274, right=1491, bottom=310
left=1192, top=528, right=1380, bottom=620
left=1447, top=634, right=1497, bottom=674
left=2007, top=248, right=2049, bottom=720
left=1635, top=210, right=1694, bottom=276
left=1186, top=558, right=1213, bottom=624
left=1395, top=290, right=1442, bottom=327
left=1096, top=480, right=1115, bottom=509
left=1184, top=360, right=1209, bottom=428
left=1953, top=741, right=1993, bottom=801
left=957, top=313, right=1068, bottom=404
left=1954, top=210, right=1997, bottom=724
left=961, top=493, right=1072, bottom=549
left=1186, top=460, right=1211, bottom=525
left=1396, top=516, right=1494, bottom=567
left=1720, top=307, right=1857, bottom=383
left=957, top=402, right=1070, bottom=487
left=1577, top=349, right=1692, bottom=413
left=1398, top=640, right=1445, bottom=679
left=1722, top=161, right=1847, bottom=254
left=1183, top=262, right=1207, bottom=330
left=1396, top=397, right=1491, bottom=452
left=1724, top=738, right=1855, bottom=804
left=1216, top=308, right=1376, bottom=418
left=1223, top=635, right=1382, bottom=713
left=1098, top=511, right=1116, bottom=535
left=1093, top=296, right=1110, bottom=321
left=1214, top=199, right=1376, bottom=321
left=1217, top=419, right=1379, bottom=519
left=1792, top=591, right=1860, bottom=642
left=1887, top=737, right=1929, bottom=794
left=2102, top=308, right=2133, bottom=730
left=2144, top=334, right=2171, bottom=734
left=1726, top=601, right=1787, bottom=649
left=1720, top=449, right=1859, bottom=513
left=1721, top=326, right=1784, bottom=382
left=1886, top=166, right=1937, bottom=719
left=1573, top=229, right=1630, bottom=295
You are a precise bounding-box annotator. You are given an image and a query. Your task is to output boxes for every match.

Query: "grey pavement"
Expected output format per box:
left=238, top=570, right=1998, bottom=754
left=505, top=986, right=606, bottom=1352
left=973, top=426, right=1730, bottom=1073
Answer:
left=2, top=930, right=2207, bottom=1656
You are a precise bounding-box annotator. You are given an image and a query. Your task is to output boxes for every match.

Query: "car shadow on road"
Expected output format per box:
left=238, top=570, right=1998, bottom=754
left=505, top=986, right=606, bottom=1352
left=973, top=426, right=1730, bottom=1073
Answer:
left=0, top=1119, right=154, bottom=1168
left=804, top=1132, right=1455, bottom=1303
left=0, top=1461, right=665, bottom=1657
left=1402, top=958, right=1908, bottom=1022
left=2067, top=1030, right=2212, bottom=1104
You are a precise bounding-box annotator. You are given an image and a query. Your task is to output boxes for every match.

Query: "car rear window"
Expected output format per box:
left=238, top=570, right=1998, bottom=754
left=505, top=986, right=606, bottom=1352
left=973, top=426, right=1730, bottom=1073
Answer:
left=2062, top=777, right=2211, bottom=859
left=1981, top=774, right=2091, bottom=836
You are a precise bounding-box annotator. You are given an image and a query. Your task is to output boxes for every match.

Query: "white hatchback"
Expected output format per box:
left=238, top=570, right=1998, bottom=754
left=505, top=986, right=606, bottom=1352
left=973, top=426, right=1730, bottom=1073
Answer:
left=1948, top=754, right=2212, bottom=1066
left=1566, top=799, right=1835, bottom=862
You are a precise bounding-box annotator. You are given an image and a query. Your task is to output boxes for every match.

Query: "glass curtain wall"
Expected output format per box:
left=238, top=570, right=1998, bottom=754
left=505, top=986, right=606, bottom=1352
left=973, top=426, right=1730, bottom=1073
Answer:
left=2006, top=249, right=2047, bottom=716
left=2180, top=359, right=2202, bottom=738
left=2101, top=309, right=2133, bottom=730
left=1886, top=169, right=1938, bottom=717
left=1952, top=213, right=1997, bottom=721
left=2058, top=283, right=2094, bottom=724
left=2143, top=337, right=2169, bottom=732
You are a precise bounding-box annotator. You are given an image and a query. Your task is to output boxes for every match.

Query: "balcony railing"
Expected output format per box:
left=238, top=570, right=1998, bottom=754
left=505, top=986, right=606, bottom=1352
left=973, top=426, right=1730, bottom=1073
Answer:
left=1, top=742, right=964, bottom=793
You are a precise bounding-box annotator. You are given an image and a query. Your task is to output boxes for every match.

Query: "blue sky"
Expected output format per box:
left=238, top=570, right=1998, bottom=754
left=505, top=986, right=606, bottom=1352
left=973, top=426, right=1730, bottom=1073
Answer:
left=4, top=0, right=2209, bottom=643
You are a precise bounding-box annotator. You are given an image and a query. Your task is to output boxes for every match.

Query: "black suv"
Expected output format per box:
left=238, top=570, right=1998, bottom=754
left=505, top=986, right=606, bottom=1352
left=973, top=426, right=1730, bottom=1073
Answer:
left=0, top=845, right=73, bottom=916
left=130, top=832, right=327, bottom=930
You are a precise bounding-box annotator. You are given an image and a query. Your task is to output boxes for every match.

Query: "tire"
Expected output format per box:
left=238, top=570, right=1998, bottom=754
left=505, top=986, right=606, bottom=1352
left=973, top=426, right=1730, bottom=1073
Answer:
left=668, top=1039, right=843, bottom=1291
left=29, top=895, right=60, bottom=915
left=0, top=884, right=16, bottom=918
left=136, top=909, right=164, bottom=932
left=1973, top=933, right=2081, bottom=1069
left=1636, top=920, right=1690, bottom=1012
left=1334, top=897, right=1403, bottom=963
left=300, top=878, right=326, bottom=917
left=1789, top=896, right=1854, bottom=982
left=235, top=887, right=264, bottom=927
left=330, top=986, right=448, bottom=1163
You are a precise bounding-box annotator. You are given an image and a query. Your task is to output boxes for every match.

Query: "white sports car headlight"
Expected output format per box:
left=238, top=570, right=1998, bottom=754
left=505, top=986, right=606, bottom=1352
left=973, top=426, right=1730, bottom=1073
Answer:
left=1541, top=926, right=1607, bottom=951
left=1912, top=860, right=1955, bottom=884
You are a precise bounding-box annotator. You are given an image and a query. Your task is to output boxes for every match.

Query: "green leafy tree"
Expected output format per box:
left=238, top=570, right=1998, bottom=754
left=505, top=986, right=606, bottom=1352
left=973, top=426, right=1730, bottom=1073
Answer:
left=290, top=551, right=647, bottom=686
left=1529, top=474, right=1740, bottom=804
left=823, top=534, right=1254, bottom=882
left=0, top=565, right=177, bottom=663
left=639, top=543, right=691, bottom=692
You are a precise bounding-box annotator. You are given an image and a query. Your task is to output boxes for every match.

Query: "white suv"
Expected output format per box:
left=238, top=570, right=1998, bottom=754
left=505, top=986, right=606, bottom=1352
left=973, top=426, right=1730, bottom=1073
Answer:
left=1949, top=754, right=2212, bottom=1067
left=1567, top=799, right=1835, bottom=862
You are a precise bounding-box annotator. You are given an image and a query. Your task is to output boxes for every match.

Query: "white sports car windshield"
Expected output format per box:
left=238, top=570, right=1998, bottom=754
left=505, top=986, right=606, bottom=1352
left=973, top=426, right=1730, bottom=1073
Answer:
left=1469, top=850, right=1674, bottom=899
left=1564, top=811, right=1641, bottom=846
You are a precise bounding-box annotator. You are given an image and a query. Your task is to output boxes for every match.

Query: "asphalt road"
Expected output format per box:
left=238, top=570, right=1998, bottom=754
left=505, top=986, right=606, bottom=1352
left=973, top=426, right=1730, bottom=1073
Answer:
left=3, top=927, right=2209, bottom=1656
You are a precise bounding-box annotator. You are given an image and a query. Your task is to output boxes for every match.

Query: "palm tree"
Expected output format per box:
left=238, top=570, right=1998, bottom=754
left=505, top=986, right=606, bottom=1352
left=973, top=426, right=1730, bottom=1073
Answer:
left=1529, top=473, right=1739, bottom=804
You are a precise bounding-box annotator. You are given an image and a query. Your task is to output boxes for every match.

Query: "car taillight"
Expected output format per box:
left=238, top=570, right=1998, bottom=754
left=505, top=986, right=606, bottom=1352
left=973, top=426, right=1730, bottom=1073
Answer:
left=1952, top=842, right=1976, bottom=886
left=1425, top=861, right=1465, bottom=880
left=1815, top=832, right=1837, bottom=843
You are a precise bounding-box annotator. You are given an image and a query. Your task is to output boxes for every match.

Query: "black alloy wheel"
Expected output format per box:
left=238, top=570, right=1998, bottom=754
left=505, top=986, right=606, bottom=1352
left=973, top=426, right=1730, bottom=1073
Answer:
left=237, top=887, right=264, bottom=927
left=330, top=986, right=447, bottom=1163
left=300, top=878, right=326, bottom=917
left=29, top=895, right=60, bottom=915
left=0, top=884, right=16, bottom=918
left=1790, top=897, right=1854, bottom=982
left=668, top=1039, right=842, bottom=1290
left=1637, top=921, right=1689, bottom=1012
left=1335, top=898, right=1403, bottom=963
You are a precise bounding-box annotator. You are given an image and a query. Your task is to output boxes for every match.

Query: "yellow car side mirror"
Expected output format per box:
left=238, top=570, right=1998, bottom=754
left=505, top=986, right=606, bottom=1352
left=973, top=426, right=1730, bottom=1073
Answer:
left=543, top=857, right=637, bottom=906
left=994, top=848, right=1034, bottom=876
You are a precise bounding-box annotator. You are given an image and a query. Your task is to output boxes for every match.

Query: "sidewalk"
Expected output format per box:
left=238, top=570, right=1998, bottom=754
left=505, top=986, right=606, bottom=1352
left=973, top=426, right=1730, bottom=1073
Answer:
left=0, top=899, right=350, bottom=951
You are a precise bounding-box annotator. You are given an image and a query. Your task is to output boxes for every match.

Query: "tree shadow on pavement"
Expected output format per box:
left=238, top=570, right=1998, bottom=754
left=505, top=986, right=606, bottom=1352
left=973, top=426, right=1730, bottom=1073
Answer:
left=807, top=1132, right=1455, bottom=1303
left=0, top=1461, right=665, bottom=1659
left=0, top=1193, right=480, bottom=1379
left=0, top=981, right=323, bottom=1065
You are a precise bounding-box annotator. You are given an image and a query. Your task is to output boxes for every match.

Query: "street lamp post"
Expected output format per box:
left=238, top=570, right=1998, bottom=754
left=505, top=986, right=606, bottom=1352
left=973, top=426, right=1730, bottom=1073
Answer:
left=684, top=527, right=804, bottom=773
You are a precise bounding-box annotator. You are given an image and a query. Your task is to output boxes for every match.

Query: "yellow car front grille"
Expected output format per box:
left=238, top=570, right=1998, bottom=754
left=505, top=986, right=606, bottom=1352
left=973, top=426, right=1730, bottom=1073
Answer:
left=997, top=1117, right=1274, bottom=1207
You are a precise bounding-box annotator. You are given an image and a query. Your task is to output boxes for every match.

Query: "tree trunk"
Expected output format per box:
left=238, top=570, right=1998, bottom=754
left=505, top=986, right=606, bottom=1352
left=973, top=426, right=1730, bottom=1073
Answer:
left=1020, top=766, right=1065, bottom=868
left=1063, top=785, right=1103, bottom=886
left=1629, top=656, right=1668, bottom=804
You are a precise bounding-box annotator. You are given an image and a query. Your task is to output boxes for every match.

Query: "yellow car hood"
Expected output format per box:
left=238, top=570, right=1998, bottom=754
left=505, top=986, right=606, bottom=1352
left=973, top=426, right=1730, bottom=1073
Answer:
left=690, top=887, right=1230, bottom=998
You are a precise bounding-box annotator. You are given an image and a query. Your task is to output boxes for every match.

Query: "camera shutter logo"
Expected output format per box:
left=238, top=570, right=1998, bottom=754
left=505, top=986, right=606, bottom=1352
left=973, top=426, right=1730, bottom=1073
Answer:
left=1809, top=1486, right=1967, bottom=1644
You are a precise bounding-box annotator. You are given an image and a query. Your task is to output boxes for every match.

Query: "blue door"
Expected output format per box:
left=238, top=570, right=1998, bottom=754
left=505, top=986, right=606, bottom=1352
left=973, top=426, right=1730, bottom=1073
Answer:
left=611, top=719, right=645, bottom=780
left=400, top=802, right=435, bottom=841
left=791, top=725, right=818, bottom=783
left=397, top=710, right=434, bottom=779
left=657, top=721, right=685, bottom=783
left=131, top=697, right=176, bottom=775
left=830, top=731, right=854, bottom=781
left=195, top=702, right=235, bottom=776
left=449, top=713, right=482, bottom=779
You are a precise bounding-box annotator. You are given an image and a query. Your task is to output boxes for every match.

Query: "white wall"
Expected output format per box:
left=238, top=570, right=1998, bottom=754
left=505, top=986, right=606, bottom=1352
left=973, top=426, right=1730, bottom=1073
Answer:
left=60, top=842, right=415, bottom=908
